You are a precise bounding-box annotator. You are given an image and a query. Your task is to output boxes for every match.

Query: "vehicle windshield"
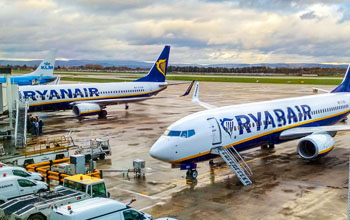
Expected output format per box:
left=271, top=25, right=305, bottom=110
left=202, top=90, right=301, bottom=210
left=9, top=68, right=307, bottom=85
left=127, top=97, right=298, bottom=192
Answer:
left=164, top=129, right=195, bottom=138
left=64, top=180, right=86, bottom=193
left=92, top=183, right=107, bottom=197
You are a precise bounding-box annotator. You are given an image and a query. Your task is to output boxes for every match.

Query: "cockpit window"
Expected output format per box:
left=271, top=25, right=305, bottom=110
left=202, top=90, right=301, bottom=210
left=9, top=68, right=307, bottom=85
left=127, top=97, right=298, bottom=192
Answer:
left=164, top=129, right=195, bottom=138
left=188, top=129, right=195, bottom=137
left=166, top=130, right=181, bottom=136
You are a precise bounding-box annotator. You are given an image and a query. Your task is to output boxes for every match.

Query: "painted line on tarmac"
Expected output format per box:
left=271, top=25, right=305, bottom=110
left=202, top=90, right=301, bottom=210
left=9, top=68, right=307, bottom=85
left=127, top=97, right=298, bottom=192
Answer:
left=109, top=186, right=158, bottom=200
left=139, top=202, right=164, bottom=211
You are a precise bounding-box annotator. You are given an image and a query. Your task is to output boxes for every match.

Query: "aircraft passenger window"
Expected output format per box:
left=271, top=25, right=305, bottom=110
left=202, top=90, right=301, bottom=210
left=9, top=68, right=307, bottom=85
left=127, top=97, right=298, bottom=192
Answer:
left=188, top=129, right=195, bottom=137
left=181, top=131, right=188, bottom=138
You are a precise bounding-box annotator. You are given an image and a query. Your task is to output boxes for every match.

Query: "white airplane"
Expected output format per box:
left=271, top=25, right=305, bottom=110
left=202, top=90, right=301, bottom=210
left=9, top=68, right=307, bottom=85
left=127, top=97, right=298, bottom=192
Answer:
left=1, top=50, right=56, bottom=85
left=18, top=46, right=193, bottom=118
left=150, top=66, right=350, bottom=183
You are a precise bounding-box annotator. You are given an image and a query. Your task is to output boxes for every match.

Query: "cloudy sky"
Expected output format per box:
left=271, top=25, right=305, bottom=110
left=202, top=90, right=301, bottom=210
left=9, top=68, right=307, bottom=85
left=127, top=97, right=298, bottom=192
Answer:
left=1, top=0, right=350, bottom=64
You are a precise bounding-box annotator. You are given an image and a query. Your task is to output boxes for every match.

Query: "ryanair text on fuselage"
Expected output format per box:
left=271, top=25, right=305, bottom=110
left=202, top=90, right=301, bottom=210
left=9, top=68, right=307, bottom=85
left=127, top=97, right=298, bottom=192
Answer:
left=22, top=88, right=99, bottom=101
left=220, top=104, right=312, bottom=137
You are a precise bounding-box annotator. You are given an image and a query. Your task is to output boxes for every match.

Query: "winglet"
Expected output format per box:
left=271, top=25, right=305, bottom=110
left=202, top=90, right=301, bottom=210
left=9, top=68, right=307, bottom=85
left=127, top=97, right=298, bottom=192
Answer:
left=192, top=82, right=216, bottom=109
left=192, top=81, right=200, bottom=102
left=181, top=80, right=195, bottom=97
left=55, top=75, right=61, bottom=85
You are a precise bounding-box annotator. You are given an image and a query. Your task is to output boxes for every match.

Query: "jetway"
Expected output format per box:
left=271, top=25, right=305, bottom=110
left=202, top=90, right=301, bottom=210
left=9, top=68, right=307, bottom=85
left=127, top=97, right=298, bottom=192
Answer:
left=0, top=68, right=27, bottom=149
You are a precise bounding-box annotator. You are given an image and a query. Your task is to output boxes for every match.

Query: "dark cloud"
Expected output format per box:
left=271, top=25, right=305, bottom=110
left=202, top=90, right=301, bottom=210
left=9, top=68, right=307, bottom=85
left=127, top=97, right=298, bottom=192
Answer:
left=300, top=11, right=317, bottom=20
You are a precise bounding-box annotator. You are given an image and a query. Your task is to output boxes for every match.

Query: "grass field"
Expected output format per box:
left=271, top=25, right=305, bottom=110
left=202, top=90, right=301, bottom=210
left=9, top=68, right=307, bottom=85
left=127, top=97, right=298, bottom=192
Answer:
left=12, top=70, right=343, bottom=85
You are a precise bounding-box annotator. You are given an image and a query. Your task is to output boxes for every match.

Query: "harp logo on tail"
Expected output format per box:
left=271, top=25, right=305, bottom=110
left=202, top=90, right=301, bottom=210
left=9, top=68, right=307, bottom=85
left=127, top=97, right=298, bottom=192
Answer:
left=156, top=59, right=167, bottom=76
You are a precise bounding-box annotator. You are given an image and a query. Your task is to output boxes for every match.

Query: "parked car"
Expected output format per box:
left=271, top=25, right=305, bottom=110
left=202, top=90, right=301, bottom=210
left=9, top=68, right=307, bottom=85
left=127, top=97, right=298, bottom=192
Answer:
left=0, top=176, right=48, bottom=204
left=0, top=166, right=43, bottom=181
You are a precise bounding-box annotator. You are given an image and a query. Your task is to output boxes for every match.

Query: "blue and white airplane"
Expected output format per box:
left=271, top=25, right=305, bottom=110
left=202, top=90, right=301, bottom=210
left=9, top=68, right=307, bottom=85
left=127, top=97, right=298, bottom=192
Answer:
left=0, top=51, right=56, bottom=86
left=150, top=66, right=350, bottom=181
left=19, top=46, right=193, bottom=118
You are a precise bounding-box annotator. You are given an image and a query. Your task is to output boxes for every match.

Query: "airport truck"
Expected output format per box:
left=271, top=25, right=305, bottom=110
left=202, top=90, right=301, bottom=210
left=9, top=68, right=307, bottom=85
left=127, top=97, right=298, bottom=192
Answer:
left=0, top=174, right=109, bottom=220
left=74, top=138, right=111, bottom=161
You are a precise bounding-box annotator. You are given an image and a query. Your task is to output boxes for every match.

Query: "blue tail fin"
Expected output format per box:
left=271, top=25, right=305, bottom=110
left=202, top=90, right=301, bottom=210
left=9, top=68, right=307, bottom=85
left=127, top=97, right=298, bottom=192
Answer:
left=135, top=45, right=170, bottom=82
left=331, top=65, right=350, bottom=93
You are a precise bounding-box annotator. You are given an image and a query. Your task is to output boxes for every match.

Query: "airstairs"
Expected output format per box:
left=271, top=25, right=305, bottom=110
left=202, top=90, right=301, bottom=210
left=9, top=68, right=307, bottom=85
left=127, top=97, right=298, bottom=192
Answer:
left=211, top=146, right=253, bottom=186
left=14, top=101, right=28, bottom=148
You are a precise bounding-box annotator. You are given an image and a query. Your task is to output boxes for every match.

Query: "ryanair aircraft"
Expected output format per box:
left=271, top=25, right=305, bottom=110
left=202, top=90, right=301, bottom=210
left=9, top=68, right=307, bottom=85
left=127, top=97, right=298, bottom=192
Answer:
left=1, top=51, right=56, bottom=85
left=19, top=46, right=192, bottom=118
left=150, top=67, right=350, bottom=181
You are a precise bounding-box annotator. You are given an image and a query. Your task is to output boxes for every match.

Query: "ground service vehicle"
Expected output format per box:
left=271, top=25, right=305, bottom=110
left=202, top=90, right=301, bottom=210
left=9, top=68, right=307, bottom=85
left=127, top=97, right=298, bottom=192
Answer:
left=0, top=176, right=48, bottom=204
left=51, top=197, right=152, bottom=220
left=0, top=166, right=43, bottom=181
left=0, top=175, right=109, bottom=220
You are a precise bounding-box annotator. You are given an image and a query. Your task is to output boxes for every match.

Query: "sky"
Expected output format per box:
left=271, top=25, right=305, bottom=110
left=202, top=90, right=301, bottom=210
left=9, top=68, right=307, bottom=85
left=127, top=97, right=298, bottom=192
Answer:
left=0, top=0, right=350, bottom=65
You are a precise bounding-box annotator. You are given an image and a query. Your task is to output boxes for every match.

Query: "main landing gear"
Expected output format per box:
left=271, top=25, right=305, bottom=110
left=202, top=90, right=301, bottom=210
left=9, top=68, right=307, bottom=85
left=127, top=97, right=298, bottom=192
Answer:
left=261, top=143, right=275, bottom=153
left=125, top=103, right=129, bottom=110
left=98, top=110, right=107, bottom=119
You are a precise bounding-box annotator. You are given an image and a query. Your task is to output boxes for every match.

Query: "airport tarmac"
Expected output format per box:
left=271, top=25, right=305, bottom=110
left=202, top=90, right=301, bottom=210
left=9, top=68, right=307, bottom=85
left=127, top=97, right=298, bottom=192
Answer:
left=35, top=81, right=348, bottom=220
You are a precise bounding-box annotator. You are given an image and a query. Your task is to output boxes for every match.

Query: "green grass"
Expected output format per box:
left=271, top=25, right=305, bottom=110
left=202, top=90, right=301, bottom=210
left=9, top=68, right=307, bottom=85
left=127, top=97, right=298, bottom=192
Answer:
left=61, top=75, right=342, bottom=85
left=166, top=76, right=342, bottom=85
left=10, top=70, right=343, bottom=85
left=61, top=77, right=131, bottom=83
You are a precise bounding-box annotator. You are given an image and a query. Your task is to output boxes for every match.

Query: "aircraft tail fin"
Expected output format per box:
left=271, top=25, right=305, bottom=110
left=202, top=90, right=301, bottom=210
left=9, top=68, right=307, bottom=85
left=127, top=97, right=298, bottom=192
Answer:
left=26, top=50, right=56, bottom=77
left=331, top=65, right=350, bottom=93
left=135, top=46, right=170, bottom=82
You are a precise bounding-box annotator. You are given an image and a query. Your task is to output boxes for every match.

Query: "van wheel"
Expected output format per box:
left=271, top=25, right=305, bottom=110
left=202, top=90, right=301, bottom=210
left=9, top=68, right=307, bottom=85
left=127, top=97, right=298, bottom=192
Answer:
left=28, top=213, right=46, bottom=220
left=99, top=154, right=105, bottom=160
left=37, top=189, right=46, bottom=193
left=0, top=200, right=5, bottom=205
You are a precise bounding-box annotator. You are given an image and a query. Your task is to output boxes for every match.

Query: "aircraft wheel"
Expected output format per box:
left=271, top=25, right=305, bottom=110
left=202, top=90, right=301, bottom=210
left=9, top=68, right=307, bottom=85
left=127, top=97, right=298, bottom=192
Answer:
left=191, top=170, right=198, bottom=179
left=98, top=110, right=107, bottom=118
left=99, top=154, right=105, bottom=160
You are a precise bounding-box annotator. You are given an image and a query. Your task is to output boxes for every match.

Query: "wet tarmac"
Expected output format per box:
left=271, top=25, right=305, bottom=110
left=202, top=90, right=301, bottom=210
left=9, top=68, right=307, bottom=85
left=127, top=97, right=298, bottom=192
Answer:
left=26, top=82, right=350, bottom=219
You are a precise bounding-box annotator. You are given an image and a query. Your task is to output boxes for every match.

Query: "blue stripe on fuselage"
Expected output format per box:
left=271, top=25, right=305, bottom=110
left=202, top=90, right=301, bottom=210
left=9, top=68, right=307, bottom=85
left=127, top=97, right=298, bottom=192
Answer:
left=179, top=111, right=349, bottom=165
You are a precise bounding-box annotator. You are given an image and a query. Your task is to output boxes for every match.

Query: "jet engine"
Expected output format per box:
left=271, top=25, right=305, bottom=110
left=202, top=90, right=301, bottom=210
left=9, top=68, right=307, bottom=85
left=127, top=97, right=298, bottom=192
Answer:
left=72, top=103, right=101, bottom=117
left=297, top=132, right=334, bottom=160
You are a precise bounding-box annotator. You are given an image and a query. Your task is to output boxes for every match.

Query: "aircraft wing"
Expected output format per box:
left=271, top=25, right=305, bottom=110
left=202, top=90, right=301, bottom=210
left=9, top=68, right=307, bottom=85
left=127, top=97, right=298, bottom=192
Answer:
left=192, top=82, right=217, bottom=109
left=70, top=80, right=195, bottom=106
left=279, top=124, right=350, bottom=140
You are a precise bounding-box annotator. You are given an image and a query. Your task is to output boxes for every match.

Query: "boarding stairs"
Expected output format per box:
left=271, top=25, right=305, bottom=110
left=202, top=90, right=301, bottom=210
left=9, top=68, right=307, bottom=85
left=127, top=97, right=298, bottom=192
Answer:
left=14, top=101, right=28, bottom=148
left=211, top=146, right=253, bottom=186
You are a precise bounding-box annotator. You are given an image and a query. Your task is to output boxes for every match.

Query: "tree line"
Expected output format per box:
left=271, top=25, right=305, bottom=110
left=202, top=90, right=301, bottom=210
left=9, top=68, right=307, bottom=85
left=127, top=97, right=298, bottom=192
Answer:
left=2, top=64, right=347, bottom=76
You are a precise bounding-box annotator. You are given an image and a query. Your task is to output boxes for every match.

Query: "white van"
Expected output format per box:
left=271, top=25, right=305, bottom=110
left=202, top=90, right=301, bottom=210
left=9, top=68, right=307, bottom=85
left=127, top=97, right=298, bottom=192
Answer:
left=0, top=176, right=48, bottom=203
left=0, top=166, right=43, bottom=181
left=51, top=197, right=152, bottom=220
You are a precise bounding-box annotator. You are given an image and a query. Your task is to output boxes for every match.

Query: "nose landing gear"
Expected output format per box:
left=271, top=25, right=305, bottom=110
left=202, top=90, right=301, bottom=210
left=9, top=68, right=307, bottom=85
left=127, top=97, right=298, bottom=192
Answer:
left=186, top=169, right=198, bottom=179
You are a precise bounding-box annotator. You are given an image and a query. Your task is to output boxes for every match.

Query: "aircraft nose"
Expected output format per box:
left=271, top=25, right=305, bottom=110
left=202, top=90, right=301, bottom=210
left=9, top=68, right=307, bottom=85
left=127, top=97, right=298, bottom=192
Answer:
left=149, top=137, right=172, bottom=162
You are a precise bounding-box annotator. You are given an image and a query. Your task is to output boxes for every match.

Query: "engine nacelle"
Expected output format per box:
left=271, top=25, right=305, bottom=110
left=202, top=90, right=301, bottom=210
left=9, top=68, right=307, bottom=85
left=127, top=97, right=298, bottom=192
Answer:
left=72, top=103, right=101, bottom=117
left=297, top=133, right=334, bottom=160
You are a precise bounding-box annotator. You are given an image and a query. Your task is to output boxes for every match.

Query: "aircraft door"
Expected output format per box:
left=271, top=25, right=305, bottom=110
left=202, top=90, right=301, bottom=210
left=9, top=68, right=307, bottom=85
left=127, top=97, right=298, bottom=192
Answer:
left=207, top=117, right=222, bottom=145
